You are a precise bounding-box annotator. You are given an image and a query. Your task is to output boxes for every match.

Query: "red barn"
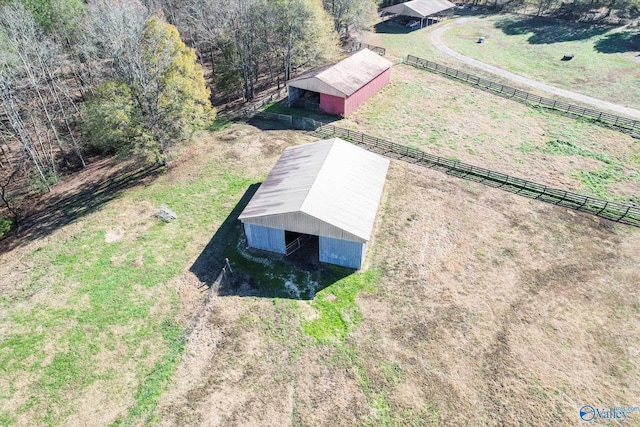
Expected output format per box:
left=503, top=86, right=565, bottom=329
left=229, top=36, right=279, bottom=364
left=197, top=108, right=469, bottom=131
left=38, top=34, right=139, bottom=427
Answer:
left=287, top=49, right=393, bottom=117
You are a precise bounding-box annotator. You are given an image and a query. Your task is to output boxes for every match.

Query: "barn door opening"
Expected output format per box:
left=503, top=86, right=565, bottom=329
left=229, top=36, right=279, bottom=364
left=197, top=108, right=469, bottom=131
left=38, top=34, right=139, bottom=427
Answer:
left=285, top=231, right=319, bottom=260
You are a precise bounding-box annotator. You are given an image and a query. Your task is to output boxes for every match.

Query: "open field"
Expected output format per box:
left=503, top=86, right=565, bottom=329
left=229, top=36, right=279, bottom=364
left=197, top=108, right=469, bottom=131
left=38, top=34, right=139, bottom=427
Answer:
left=0, top=126, right=316, bottom=425
left=443, top=15, right=640, bottom=110
left=359, top=15, right=640, bottom=113
left=338, top=64, right=640, bottom=203
left=155, top=125, right=640, bottom=426
left=1, top=122, right=639, bottom=425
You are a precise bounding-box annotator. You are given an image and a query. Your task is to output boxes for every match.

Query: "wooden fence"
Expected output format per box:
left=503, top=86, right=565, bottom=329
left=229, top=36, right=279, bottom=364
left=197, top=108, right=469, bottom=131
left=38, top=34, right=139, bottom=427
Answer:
left=252, top=112, right=640, bottom=227
left=404, top=55, right=640, bottom=135
left=346, top=42, right=386, bottom=56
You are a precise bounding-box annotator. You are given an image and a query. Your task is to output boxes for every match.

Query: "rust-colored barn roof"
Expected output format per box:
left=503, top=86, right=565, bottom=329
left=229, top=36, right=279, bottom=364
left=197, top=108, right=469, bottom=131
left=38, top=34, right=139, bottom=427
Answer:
left=286, top=49, right=393, bottom=99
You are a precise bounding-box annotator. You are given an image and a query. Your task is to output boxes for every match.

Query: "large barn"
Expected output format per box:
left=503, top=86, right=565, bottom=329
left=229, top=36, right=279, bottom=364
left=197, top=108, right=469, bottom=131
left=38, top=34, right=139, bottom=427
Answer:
left=382, top=0, right=455, bottom=27
left=287, top=49, right=393, bottom=117
left=238, top=138, right=390, bottom=269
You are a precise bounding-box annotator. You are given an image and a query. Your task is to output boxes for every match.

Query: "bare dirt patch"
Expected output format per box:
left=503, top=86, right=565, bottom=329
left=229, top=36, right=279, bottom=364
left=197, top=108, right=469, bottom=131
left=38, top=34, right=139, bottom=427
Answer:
left=105, top=228, right=125, bottom=243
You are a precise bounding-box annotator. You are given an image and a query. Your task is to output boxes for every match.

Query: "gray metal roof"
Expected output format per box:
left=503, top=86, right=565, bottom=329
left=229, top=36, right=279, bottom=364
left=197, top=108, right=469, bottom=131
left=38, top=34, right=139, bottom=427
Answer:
left=383, top=0, right=455, bottom=17
left=239, top=138, right=390, bottom=243
left=287, top=49, right=393, bottom=98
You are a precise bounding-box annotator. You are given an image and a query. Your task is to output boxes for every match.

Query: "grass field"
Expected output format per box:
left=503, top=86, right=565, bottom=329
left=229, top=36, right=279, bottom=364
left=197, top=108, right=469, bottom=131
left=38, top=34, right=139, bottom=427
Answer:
left=2, top=25, right=640, bottom=423
left=155, top=125, right=640, bottom=426
left=0, top=120, right=639, bottom=426
left=443, top=15, right=640, bottom=110
left=338, top=64, right=640, bottom=203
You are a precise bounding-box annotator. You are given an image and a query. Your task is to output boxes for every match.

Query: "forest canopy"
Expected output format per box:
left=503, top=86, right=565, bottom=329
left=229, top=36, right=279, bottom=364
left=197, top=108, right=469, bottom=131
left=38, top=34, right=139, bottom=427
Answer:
left=0, top=0, right=379, bottom=233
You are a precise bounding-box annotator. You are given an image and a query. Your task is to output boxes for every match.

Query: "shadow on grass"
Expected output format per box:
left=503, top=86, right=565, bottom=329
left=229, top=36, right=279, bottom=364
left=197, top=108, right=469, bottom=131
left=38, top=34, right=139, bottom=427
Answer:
left=247, top=102, right=341, bottom=131
left=0, top=163, right=164, bottom=255
left=190, top=184, right=353, bottom=300
left=594, top=30, right=640, bottom=53
left=375, top=21, right=414, bottom=34
left=495, top=16, right=611, bottom=44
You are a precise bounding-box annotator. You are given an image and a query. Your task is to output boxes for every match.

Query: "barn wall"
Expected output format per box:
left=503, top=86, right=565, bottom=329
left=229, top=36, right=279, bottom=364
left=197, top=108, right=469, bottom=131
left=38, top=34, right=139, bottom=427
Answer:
left=344, top=67, right=391, bottom=116
left=319, top=236, right=365, bottom=269
left=288, top=86, right=304, bottom=105
left=242, top=212, right=365, bottom=244
left=320, top=93, right=346, bottom=116
left=244, top=223, right=286, bottom=254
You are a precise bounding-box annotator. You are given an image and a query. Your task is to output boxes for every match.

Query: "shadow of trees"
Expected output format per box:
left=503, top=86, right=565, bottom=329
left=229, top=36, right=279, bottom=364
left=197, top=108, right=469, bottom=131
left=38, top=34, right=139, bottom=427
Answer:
left=594, top=30, right=640, bottom=53
left=0, top=163, right=164, bottom=255
left=495, top=16, right=611, bottom=44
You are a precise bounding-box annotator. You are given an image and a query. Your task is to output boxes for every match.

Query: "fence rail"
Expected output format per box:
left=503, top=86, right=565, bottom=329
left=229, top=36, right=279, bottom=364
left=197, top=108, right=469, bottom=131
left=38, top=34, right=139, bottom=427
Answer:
left=251, top=112, right=640, bottom=227
left=346, top=42, right=386, bottom=56
left=313, top=124, right=640, bottom=227
left=404, top=55, right=640, bottom=135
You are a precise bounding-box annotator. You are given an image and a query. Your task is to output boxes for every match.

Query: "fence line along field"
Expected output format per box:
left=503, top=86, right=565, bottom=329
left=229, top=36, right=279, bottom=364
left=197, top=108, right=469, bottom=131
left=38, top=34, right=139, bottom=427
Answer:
left=442, top=15, right=640, bottom=110
left=403, top=55, right=640, bottom=134
left=336, top=64, right=640, bottom=205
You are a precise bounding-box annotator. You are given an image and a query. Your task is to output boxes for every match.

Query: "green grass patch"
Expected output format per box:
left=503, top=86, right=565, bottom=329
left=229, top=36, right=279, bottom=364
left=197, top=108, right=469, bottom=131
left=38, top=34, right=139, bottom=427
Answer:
left=514, top=139, right=619, bottom=165
left=0, top=153, right=257, bottom=425
left=444, top=15, right=640, bottom=110
left=208, top=117, right=234, bottom=131
left=113, top=318, right=185, bottom=426
left=571, top=167, right=625, bottom=198
left=0, top=216, right=12, bottom=238
left=262, top=101, right=309, bottom=117
left=302, top=269, right=380, bottom=344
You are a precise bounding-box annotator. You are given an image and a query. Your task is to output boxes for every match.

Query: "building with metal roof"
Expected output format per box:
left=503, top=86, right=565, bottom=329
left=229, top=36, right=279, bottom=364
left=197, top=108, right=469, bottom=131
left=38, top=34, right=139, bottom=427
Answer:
left=287, top=49, right=393, bottom=117
left=239, top=138, right=390, bottom=269
left=382, top=0, right=455, bottom=27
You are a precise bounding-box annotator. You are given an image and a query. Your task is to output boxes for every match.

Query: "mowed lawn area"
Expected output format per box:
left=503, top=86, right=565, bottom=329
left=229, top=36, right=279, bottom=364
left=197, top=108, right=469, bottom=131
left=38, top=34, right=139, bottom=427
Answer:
left=0, top=121, right=639, bottom=426
left=443, top=15, right=640, bottom=110
left=338, top=64, right=640, bottom=203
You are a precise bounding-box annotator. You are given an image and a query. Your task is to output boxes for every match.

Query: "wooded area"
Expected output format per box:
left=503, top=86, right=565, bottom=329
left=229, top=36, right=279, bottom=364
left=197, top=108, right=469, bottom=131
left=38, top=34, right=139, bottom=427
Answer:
left=0, top=0, right=637, bottom=237
left=0, top=0, right=378, bottom=233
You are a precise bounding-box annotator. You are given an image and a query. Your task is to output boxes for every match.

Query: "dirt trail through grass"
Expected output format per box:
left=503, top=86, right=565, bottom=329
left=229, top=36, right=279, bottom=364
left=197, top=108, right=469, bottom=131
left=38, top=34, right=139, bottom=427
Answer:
left=431, top=18, right=640, bottom=120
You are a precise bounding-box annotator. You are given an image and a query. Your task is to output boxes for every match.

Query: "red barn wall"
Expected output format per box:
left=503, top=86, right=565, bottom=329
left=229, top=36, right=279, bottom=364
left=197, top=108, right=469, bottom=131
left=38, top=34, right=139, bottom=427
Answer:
left=344, top=67, right=391, bottom=116
left=320, top=93, right=345, bottom=116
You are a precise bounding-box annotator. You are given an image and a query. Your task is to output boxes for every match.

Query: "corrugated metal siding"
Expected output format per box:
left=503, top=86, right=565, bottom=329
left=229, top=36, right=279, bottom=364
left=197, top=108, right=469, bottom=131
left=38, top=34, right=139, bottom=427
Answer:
left=242, top=211, right=365, bottom=243
left=320, top=93, right=346, bottom=116
left=244, top=223, right=286, bottom=254
left=319, top=236, right=365, bottom=269
left=344, top=68, right=391, bottom=116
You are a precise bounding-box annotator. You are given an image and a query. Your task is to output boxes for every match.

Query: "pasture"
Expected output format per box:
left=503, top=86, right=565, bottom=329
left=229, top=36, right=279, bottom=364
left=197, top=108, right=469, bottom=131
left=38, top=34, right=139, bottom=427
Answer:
left=443, top=15, right=640, bottom=110
left=1, top=119, right=638, bottom=425
left=338, top=64, right=640, bottom=203
left=1, top=17, right=640, bottom=424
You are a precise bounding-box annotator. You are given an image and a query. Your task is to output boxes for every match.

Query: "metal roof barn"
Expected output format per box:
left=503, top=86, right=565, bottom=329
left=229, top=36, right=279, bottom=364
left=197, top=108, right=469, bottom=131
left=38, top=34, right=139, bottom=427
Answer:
left=287, top=49, right=393, bottom=117
left=382, top=0, right=455, bottom=18
left=239, top=138, right=390, bottom=269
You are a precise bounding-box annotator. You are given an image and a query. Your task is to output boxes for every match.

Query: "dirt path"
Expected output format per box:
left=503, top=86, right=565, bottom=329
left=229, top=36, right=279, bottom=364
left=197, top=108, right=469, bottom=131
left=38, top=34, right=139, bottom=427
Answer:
left=430, top=18, right=640, bottom=121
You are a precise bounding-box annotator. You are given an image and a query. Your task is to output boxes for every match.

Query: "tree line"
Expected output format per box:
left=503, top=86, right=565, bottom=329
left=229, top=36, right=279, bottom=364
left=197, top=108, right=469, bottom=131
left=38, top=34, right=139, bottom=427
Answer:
left=0, top=0, right=378, bottom=233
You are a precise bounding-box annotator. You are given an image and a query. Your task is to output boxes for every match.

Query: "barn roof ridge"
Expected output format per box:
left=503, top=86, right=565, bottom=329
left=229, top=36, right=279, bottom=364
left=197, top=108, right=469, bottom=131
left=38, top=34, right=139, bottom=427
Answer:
left=239, top=138, right=390, bottom=242
left=287, top=49, right=393, bottom=98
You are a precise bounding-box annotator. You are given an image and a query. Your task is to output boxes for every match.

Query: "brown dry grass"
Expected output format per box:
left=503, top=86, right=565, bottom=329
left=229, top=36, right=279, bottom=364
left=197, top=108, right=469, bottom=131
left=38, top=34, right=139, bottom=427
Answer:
left=155, top=125, right=640, bottom=426
left=340, top=64, right=640, bottom=202
left=1, top=117, right=638, bottom=426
